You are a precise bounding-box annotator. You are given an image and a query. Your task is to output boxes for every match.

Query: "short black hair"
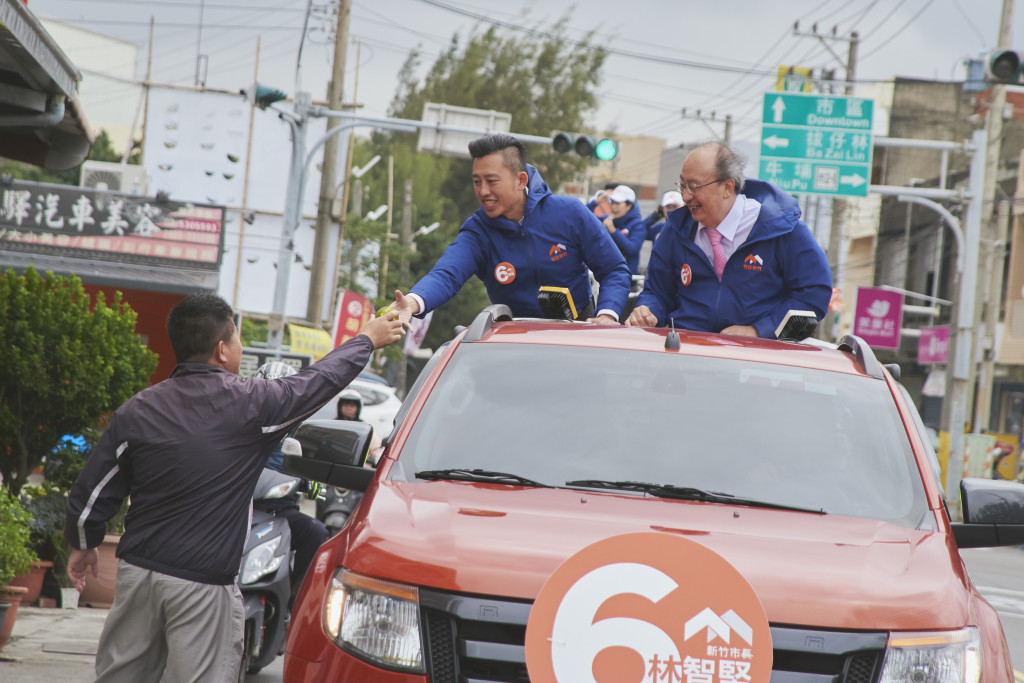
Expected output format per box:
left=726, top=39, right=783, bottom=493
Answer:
left=468, top=134, right=527, bottom=175
left=166, top=292, right=236, bottom=364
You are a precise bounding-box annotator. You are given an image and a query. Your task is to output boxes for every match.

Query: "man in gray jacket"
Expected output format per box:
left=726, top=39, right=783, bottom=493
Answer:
left=65, top=292, right=405, bottom=682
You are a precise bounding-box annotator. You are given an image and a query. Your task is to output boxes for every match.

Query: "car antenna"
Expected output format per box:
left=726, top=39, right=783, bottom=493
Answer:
left=665, top=319, right=680, bottom=351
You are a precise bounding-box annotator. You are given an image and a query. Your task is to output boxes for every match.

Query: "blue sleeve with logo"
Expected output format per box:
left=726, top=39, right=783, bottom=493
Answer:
left=409, top=226, right=488, bottom=314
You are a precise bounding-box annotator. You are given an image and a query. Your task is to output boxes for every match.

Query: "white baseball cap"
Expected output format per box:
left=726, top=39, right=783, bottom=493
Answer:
left=661, top=190, right=684, bottom=207
left=608, top=185, right=635, bottom=204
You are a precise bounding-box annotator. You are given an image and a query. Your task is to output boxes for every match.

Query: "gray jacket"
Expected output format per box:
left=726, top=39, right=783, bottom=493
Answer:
left=65, top=335, right=374, bottom=585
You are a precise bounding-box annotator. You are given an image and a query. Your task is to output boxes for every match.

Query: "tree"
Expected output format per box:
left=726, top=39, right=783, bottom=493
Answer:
left=360, top=23, right=607, bottom=351
left=0, top=266, right=158, bottom=495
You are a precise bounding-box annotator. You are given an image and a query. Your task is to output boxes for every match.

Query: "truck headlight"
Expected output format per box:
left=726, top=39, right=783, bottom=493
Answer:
left=323, top=569, right=423, bottom=673
left=879, top=627, right=982, bottom=683
left=240, top=536, right=283, bottom=585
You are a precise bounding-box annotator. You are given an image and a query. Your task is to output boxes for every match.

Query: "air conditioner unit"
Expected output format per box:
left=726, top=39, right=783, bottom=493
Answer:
left=80, top=160, right=151, bottom=195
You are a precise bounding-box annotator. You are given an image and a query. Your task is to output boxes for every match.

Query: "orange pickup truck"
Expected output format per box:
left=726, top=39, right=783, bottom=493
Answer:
left=280, top=306, right=1023, bottom=683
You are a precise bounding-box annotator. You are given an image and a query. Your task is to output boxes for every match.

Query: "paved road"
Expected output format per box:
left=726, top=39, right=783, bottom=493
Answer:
left=960, top=546, right=1024, bottom=675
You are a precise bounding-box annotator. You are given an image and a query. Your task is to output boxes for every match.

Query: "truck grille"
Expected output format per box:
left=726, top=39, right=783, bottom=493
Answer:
left=419, top=589, right=886, bottom=683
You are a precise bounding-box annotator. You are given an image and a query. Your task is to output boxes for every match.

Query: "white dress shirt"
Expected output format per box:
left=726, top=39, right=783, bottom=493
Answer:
left=694, top=194, right=762, bottom=265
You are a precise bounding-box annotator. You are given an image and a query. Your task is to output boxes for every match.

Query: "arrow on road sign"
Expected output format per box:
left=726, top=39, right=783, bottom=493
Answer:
left=840, top=173, right=866, bottom=187
left=771, top=97, right=786, bottom=123
left=763, top=135, right=790, bottom=149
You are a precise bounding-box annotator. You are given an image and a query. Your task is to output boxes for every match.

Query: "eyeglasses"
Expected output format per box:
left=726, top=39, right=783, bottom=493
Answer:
left=675, top=178, right=725, bottom=195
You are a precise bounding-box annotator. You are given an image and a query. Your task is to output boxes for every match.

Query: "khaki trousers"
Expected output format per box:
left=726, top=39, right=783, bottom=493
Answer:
left=94, top=560, right=244, bottom=683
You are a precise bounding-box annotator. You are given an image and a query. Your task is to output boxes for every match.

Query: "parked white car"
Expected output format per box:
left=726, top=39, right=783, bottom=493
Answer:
left=307, top=378, right=402, bottom=439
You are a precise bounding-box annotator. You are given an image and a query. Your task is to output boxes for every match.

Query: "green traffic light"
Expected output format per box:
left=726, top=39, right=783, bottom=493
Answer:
left=594, top=139, right=618, bottom=161
left=987, top=49, right=1023, bottom=84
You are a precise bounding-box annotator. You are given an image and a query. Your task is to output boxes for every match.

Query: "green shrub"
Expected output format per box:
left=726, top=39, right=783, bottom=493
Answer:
left=0, top=488, right=38, bottom=586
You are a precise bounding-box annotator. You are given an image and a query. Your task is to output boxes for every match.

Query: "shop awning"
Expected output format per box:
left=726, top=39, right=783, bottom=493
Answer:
left=0, top=0, right=92, bottom=170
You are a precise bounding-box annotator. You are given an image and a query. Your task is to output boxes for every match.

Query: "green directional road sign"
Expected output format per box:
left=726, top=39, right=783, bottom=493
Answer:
left=758, top=159, right=869, bottom=196
left=759, top=92, right=874, bottom=197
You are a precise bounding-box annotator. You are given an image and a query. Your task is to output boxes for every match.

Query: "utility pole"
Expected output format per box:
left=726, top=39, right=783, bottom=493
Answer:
left=232, top=36, right=260, bottom=308
left=680, top=108, right=733, bottom=146
left=792, top=27, right=858, bottom=340
left=975, top=199, right=1011, bottom=431
left=306, top=0, right=352, bottom=329
left=394, top=178, right=413, bottom=398
left=379, top=155, right=395, bottom=298
left=327, top=40, right=362, bottom=324
left=973, top=0, right=1014, bottom=433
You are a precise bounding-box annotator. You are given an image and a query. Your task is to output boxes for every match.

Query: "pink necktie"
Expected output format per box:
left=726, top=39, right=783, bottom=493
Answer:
left=706, top=227, right=727, bottom=280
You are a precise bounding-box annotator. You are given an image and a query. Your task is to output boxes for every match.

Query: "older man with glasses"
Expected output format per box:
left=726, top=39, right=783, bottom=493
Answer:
left=626, top=141, right=831, bottom=337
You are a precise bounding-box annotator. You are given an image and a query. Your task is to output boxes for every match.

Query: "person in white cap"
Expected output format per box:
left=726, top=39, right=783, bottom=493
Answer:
left=645, top=190, right=685, bottom=243
left=587, top=184, right=647, bottom=275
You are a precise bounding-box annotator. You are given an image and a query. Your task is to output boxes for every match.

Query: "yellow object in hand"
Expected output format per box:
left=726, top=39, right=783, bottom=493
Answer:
left=376, top=305, right=394, bottom=318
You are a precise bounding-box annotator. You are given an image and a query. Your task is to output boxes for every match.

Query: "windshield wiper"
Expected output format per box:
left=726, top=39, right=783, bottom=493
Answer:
left=415, top=468, right=549, bottom=487
left=564, top=479, right=825, bottom=514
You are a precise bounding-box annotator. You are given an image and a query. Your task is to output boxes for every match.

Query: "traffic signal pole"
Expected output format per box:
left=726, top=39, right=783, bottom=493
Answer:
left=973, top=0, right=1014, bottom=433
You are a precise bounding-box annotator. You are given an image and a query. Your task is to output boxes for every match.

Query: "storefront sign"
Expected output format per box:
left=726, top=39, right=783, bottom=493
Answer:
left=0, top=180, right=224, bottom=270
left=918, top=326, right=950, bottom=364
left=853, top=287, right=903, bottom=350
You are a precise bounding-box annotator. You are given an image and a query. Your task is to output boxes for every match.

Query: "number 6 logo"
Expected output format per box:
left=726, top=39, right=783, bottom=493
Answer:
left=494, top=261, right=517, bottom=284
left=525, top=533, right=772, bottom=683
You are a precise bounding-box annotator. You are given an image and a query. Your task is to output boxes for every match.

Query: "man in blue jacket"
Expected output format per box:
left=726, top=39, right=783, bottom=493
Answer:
left=589, top=184, right=647, bottom=275
left=390, top=134, right=630, bottom=323
left=627, top=142, right=831, bottom=338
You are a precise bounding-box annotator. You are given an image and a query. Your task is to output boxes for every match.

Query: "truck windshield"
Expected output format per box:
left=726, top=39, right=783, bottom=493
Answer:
left=390, top=344, right=929, bottom=529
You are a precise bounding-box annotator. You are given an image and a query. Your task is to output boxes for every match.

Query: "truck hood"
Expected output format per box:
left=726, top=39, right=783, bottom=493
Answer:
left=340, top=481, right=973, bottom=631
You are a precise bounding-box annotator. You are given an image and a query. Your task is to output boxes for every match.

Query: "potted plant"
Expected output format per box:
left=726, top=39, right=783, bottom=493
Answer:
left=49, top=531, right=79, bottom=609
left=15, top=483, right=68, bottom=605
left=0, top=487, right=37, bottom=649
left=41, top=430, right=125, bottom=608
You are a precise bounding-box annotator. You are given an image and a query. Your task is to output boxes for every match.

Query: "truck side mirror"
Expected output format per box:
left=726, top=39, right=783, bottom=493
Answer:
left=283, top=420, right=375, bottom=491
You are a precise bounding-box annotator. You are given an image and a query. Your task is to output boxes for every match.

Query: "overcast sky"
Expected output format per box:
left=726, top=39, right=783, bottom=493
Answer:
left=32, top=0, right=1014, bottom=149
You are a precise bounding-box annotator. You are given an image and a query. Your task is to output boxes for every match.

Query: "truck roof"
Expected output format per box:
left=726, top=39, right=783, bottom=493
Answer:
left=466, top=318, right=880, bottom=379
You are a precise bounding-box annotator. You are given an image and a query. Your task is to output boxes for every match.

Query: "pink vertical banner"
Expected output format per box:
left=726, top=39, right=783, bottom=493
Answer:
left=853, top=287, right=903, bottom=350
left=918, top=326, right=950, bottom=364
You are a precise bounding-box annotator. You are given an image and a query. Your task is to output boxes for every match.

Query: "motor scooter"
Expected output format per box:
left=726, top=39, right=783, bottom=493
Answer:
left=315, top=485, right=363, bottom=537
left=236, top=463, right=299, bottom=680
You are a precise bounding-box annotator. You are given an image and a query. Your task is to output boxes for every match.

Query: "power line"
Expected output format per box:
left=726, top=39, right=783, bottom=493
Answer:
left=42, top=0, right=309, bottom=10
left=36, top=16, right=307, bottom=31
left=414, top=0, right=779, bottom=78
left=860, top=0, right=936, bottom=60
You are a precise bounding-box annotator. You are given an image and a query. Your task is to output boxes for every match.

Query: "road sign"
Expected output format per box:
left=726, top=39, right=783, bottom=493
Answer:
left=759, top=92, right=874, bottom=197
left=418, top=102, right=511, bottom=160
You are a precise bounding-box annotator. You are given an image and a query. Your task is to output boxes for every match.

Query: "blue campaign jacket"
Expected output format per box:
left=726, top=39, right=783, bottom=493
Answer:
left=410, top=165, right=630, bottom=319
left=637, top=179, right=832, bottom=338
left=587, top=200, right=647, bottom=275
left=644, top=210, right=666, bottom=242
